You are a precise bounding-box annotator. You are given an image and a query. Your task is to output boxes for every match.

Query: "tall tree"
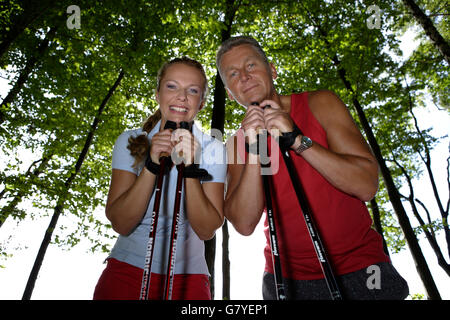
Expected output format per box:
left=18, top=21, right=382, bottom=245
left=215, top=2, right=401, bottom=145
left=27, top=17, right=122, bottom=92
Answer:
left=304, top=1, right=441, bottom=299
left=2, top=0, right=181, bottom=297
left=401, top=0, right=450, bottom=64
left=22, top=69, right=124, bottom=299
left=1, top=0, right=448, bottom=300
left=209, top=0, right=239, bottom=300
left=0, top=0, right=57, bottom=59
left=247, top=0, right=444, bottom=299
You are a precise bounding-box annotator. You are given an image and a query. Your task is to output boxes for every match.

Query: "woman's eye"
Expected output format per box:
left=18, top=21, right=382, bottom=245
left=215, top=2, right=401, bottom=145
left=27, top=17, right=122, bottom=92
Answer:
left=167, top=83, right=176, bottom=89
left=188, top=88, right=200, bottom=95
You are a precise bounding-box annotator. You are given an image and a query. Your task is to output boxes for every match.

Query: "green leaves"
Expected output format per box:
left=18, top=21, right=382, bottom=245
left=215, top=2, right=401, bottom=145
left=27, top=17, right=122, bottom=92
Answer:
left=0, top=0, right=447, bottom=264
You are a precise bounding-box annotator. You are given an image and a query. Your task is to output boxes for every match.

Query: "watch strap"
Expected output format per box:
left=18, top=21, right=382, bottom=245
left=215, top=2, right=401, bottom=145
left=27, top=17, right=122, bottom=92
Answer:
left=279, top=123, right=302, bottom=150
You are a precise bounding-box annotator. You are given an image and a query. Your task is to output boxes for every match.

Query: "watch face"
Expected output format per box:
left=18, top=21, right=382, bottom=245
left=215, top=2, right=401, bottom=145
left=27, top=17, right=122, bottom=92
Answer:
left=296, top=135, right=313, bottom=154
left=302, top=135, right=312, bottom=147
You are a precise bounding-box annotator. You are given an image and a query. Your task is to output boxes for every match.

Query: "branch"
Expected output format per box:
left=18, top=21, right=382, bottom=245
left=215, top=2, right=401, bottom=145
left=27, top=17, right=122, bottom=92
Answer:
left=446, top=153, right=450, bottom=215
left=415, top=198, right=436, bottom=238
left=404, top=75, right=446, bottom=218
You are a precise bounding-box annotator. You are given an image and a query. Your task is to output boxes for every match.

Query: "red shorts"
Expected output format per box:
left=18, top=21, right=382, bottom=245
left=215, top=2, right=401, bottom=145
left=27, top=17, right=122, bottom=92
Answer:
left=93, top=258, right=211, bottom=300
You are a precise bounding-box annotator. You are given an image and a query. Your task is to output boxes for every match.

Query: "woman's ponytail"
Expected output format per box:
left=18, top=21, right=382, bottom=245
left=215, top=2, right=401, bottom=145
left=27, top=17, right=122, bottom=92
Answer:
left=127, top=109, right=161, bottom=168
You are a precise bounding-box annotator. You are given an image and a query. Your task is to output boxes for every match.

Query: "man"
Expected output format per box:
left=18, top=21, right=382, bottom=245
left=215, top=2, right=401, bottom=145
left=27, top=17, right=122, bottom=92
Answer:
left=216, top=36, right=408, bottom=300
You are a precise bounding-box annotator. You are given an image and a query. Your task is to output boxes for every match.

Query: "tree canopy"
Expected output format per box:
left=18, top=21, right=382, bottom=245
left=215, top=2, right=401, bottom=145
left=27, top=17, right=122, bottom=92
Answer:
left=0, top=0, right=448, bottom=299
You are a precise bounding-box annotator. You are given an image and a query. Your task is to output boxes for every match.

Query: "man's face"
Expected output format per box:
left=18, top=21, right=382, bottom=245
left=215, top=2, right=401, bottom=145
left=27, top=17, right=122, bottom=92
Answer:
left=219, top=44, right=276, bottom=107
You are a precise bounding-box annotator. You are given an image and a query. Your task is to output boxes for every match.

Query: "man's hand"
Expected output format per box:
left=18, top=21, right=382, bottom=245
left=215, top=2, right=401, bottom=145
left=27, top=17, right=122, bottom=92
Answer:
left=242, top=103, right=266, bottom=144
left=260, top=99, right=295, bottom=136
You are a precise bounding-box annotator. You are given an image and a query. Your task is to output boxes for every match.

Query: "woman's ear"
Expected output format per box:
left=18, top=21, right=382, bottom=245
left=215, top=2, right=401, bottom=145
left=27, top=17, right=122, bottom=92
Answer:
left=155, top=90, right=160, bottom=103
left=198, top=100, right=205, bottom=111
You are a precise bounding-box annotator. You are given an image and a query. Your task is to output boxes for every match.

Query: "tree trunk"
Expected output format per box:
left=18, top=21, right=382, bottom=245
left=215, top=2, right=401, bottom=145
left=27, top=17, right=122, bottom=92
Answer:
left=204, top=237, right=216, bottom=299
left=332, top=58, right=441, bottom=299
left=205, top=0, right=237, bottom=299
left=369, top=198, right=390, bottom=257
left=222, top=220, right=231, bottom=299
left=401, top=0, right=450, bottom=64
left=22, top=70, right=124, bottom=300
left=204, top=63, right=227, bottom=299
left=393, top=155, right=450, bottom=278
left=296, top=4, right=441, bottom=298
left=405, top=97, right=450, bottom=260
left=0, top=0, right=54, bottom=59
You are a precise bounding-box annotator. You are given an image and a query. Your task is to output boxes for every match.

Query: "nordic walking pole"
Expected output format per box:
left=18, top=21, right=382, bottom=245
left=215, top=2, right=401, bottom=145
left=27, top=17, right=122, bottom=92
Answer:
left=164, top=121, right=190, bottom=300
left=140, top=120, right=177, bottom=300
left=277, top=117, right=343, bottom=300
left=262, top=162, right=287, bottom=300
left=250, top=102, right=287, bottom=301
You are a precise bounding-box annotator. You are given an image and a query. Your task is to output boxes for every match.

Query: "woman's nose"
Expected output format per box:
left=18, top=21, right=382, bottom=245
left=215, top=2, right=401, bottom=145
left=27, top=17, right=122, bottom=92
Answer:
left=176, top=88, right=188, bottom=101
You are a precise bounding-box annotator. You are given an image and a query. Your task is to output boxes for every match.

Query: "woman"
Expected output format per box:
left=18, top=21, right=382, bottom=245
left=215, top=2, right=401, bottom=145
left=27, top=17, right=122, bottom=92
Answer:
left=94, top=57, right=226, bottom=300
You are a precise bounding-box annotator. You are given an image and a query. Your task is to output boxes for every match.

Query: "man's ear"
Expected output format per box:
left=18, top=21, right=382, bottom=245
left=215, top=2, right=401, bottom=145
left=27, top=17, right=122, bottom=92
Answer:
left=270, top=63, right=277, bottom=80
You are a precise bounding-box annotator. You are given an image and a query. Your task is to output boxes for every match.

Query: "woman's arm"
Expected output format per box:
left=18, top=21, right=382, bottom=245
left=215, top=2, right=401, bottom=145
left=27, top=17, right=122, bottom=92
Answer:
left=185, top=180, right=224, bottom=240
left=105, top=167, right=157, bottom=235
left=106, top=128, right=174, bottom=235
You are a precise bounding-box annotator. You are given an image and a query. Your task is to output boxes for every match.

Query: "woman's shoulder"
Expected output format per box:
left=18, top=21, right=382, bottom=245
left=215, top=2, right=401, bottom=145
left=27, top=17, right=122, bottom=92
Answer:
left=115, top=128, right=145, bottom=144
left=119, top=128, right=144, bottom=138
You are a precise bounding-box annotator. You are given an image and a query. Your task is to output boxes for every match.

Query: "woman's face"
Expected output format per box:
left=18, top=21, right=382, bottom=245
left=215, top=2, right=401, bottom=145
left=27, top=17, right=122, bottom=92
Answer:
left=156, top=63, right=205, bottom=128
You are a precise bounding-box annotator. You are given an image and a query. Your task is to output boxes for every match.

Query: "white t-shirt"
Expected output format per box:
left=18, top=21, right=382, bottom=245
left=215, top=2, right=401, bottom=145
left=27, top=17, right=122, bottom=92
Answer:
left=108, top=120, right=226, bottom=275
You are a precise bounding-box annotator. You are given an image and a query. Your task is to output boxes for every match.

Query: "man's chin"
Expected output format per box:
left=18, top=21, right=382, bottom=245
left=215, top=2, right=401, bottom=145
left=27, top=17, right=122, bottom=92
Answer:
left=241, top=95, right=266, bottom=107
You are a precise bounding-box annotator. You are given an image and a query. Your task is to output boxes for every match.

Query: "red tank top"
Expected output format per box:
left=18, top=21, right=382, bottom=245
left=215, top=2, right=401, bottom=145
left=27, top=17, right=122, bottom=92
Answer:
left=236, top=92, right=389, bottom=280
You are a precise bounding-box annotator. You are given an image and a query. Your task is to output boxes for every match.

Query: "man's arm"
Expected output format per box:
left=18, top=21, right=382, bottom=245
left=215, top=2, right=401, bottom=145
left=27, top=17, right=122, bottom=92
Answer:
left=291, top=90, right=379, bottom=201
left=223, top=135, right=265, bottom=236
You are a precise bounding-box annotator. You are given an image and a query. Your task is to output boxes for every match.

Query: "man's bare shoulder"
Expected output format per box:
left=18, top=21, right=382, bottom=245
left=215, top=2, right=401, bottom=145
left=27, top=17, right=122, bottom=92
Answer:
left=307, top=89, right=343, bottom=110
left=306, top=89, right=351, bottom=128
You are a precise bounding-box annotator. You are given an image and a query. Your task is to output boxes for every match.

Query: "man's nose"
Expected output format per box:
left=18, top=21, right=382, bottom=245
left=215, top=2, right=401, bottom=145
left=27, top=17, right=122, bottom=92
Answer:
left=240, top=69, right=250, bottom=82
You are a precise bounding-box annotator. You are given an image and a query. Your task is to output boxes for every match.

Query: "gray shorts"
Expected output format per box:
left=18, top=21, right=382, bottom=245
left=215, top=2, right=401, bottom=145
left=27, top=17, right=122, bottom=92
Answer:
left=262, top=262, right=409, bottom=300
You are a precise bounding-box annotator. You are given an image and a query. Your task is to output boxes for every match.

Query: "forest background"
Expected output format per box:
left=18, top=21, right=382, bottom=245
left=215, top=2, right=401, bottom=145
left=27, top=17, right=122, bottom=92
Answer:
left=0, top=0, right=449, bottom=300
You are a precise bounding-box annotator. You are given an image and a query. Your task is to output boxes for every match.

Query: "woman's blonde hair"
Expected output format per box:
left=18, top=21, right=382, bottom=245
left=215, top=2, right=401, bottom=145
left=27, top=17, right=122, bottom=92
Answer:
left=127, top=57, right=208, bottom=168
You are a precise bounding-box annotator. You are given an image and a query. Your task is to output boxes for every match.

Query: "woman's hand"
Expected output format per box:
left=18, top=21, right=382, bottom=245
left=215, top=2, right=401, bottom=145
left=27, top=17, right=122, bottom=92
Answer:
left=149, top=129, right=174, bottom=164
left=171, top=128, right=200, bottom=165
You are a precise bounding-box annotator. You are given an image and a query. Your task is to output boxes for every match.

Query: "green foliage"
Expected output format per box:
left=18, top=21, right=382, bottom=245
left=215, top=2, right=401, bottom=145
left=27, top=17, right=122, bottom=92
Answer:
left=0, top=0, right=448, bottom=265
left=410, top=293, right=426, bottom=300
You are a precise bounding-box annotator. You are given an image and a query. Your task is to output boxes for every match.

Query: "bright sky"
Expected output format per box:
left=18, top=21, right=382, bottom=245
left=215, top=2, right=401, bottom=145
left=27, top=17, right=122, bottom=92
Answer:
left=1, top=28, right=449, bottom=300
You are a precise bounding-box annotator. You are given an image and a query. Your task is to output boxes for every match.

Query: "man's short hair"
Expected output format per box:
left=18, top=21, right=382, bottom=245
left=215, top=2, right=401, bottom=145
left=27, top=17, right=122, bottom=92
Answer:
left=216, top=36, right=270, bottom=82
